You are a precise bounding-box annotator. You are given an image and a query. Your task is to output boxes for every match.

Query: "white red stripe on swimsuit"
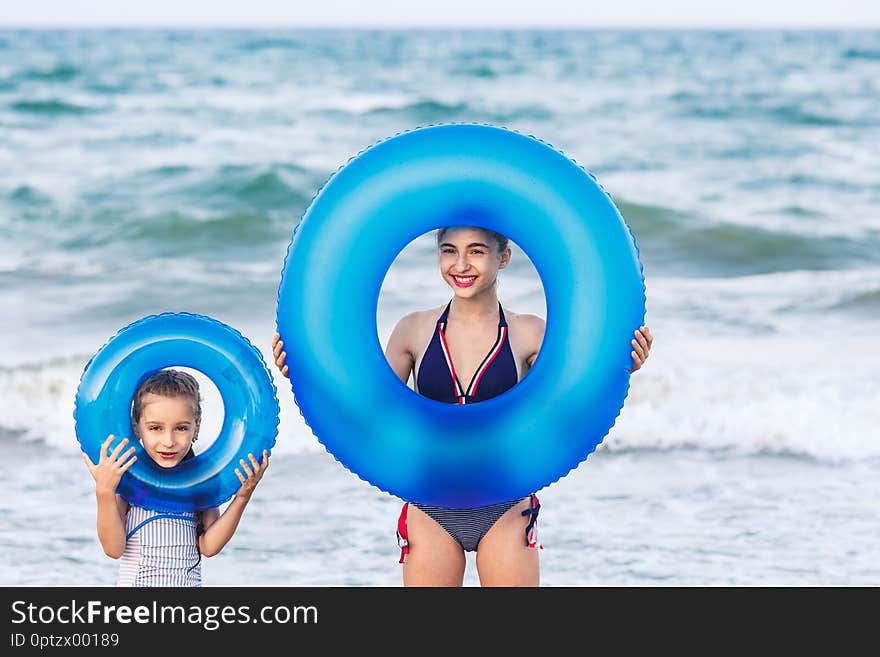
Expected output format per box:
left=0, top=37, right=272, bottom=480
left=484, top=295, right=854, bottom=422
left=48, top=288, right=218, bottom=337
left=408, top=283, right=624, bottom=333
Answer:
left=437, top=321, right=508, bottom=404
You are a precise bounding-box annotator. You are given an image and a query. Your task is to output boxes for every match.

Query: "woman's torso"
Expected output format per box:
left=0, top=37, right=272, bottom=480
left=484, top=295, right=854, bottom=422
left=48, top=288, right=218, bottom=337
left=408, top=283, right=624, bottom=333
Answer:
left=415, top=301, right=518, bottom=403
left=411, top=301, right=539, bottom=394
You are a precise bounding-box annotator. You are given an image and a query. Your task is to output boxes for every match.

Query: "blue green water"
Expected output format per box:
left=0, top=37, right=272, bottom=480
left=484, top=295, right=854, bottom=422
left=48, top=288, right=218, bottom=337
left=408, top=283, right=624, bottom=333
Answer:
left=1, top=29, right=878, bottom=585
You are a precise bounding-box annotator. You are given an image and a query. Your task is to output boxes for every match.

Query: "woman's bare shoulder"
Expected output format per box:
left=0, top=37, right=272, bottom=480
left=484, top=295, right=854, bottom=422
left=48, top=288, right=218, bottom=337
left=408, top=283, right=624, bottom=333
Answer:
left=504, top=309, right=546, bottom=363
left=505, top=309, right=546, bottom=335
left=391, top=305, right=446, bottom=338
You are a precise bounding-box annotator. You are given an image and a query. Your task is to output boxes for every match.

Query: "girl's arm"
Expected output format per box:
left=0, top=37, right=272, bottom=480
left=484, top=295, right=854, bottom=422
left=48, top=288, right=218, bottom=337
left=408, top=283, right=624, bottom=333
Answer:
left=83, top=435, right=136, bottom=558
left=629, top=325, right=653, bottom=373
left=94, top=493, right=129, bottom=559
left=271, top=333, right=289, bottom=378
left=199, top=450, right=269, bottom=557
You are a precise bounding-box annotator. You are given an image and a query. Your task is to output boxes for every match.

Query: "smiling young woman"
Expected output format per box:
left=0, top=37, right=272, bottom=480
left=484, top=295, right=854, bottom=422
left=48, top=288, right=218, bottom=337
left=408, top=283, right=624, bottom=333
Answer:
left=274, top=225, right=652, bottom=586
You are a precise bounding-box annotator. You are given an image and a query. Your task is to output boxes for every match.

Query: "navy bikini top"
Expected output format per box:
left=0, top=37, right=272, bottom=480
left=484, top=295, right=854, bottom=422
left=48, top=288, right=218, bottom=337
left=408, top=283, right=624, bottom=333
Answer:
left=416, top=301, right=518, bottom=404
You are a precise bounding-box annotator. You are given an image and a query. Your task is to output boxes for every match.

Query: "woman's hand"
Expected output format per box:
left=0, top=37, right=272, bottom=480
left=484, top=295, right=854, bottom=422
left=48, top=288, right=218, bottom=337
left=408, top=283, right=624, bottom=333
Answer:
left=83, top=434, right=137, bottom=496
left=629, top=325, right=653, bottom=373
left=272, top=332, right=289, bottom=378
left=234, top=450, right=269, bottom=500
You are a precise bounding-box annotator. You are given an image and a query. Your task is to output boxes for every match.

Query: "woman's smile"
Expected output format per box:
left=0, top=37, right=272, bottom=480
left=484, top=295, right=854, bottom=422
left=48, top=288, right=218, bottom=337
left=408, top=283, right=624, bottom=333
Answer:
left=452, top=274, right=477, bottom=287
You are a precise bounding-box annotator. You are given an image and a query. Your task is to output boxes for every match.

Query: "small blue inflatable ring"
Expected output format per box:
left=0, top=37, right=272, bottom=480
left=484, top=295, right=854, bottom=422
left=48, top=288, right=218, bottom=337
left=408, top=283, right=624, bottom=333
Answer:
left=277, top=124, right=645, bottom=509
left=74, top=313, right=280, bottom=513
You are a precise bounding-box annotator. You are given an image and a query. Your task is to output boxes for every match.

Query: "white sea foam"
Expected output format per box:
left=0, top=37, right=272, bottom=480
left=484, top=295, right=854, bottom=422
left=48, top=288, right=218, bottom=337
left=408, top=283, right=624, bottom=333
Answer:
left=609, top=334, right=880, bottom=462
left=2, top=331, right=876, bottom=464
left=0, top=349, right=320, bottom=457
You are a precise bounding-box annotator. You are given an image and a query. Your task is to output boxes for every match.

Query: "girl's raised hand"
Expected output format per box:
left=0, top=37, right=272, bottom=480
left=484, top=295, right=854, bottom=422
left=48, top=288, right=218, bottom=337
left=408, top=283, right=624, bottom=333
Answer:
left=272, top=332, right=289, bottom=378
left=234, top=450, right=269, bottom=500
left=82, top=434, right=137, bottom=495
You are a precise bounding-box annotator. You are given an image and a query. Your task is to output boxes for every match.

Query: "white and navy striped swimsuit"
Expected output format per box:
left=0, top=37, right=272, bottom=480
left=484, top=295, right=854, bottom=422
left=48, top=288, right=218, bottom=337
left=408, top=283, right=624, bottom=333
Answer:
left=397, top=301, right=541, bottom=557
left=117, top=505, right=202, bottom=587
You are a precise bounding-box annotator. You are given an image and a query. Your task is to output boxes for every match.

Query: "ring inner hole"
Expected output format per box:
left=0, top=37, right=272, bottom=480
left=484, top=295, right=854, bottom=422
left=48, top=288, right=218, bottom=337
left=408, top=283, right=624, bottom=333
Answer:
left=377, top=229, right=546, bottom=394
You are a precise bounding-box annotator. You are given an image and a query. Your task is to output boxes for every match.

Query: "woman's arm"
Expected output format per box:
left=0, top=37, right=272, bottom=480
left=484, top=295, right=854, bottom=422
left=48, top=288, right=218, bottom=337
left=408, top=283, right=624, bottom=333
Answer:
left=515, top=316, right=653, bottom=374
left=83, top=435, right=136, bottom=558
left=199, top=451, right=269, bottom=557
left=512, top=313, right=545, bottom=374
left=384, top=314, right=418, bottom=384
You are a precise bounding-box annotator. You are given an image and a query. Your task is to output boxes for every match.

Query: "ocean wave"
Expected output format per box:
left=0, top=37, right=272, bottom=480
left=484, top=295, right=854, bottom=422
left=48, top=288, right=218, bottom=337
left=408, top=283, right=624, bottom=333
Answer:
left=616, top=200, right=878, bottom=276
left=116, top=211, right=288, bottom=249
left=204, top=166, right=313, bottom=210
left=0, top=353, right=316, bottom=457
left=843, top=48, right=880, bottom=60
left=8, top=185, right=53, bottom=206
left=1, top=335, right=876, bottom=465
left=237, top=37, right=304, bottom=52
left=125, top=163, right=315, bottom=214
left=606, top=335, right=880, bottom=463
left=364, top=99, right=470, bottom=121
left=10, top=98, right=97, bottom=115
left=450, top=63, right=498, bottom=78
left=681, top=101, right=846, bottom=127
left=20, top=64, right=80, bottom=82
left=646, top=268, right=880, bottom=333
left=827, top=287, right=880, bottom=314
left=767, top=104, right=846, bottom=127
left=36, top=163, right=316, bottom=251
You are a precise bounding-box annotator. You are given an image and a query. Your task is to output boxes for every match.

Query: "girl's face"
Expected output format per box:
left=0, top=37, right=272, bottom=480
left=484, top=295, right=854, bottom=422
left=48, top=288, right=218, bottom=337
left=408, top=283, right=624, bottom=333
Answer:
left=135, top=393, right=199, bottom=468
left=438, top=228, right=510, bottom=298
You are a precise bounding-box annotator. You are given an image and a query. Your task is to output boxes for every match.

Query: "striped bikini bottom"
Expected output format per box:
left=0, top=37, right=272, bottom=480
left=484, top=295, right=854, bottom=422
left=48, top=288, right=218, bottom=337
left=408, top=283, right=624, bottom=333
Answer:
left=397, top=495, right=541, bottom=561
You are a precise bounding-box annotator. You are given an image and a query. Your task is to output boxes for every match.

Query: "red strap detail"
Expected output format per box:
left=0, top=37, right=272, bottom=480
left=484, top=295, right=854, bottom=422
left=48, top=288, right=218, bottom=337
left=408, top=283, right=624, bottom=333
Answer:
left=527, top=494, right=543, bottom=550
left=397, top=502, right=409, bottom=563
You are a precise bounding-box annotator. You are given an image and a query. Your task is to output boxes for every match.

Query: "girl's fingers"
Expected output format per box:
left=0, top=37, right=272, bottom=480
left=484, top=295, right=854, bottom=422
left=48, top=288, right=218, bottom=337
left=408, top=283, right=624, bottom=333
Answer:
left=643, top=326, right=653, bottom=347
left=276, top=351, right=287, bottom=368
left=261, top=450, right=269, bottom=469
left=239, top=459, right=254, bottom=479
left=82, top=452, right=97, bottom=473
left=109, top=437, right=129, bottom=461
left=281, top=364, right=289, bottom=378
left=100, top=434, right=115, bottom=459
left=235, top=468, right=246, bottom=485
left=119, top=455, right=137, bottom=473
left=272, top=339, right=283, bottom=358
left=248, top=453, right=260, bottom=472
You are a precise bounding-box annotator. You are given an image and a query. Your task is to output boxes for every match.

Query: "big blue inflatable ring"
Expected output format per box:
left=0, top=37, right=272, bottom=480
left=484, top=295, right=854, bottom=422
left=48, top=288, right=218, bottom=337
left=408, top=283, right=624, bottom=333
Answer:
left=74, top=313, right=279, bottom=513
left=277, top=124, right=645, bottom=508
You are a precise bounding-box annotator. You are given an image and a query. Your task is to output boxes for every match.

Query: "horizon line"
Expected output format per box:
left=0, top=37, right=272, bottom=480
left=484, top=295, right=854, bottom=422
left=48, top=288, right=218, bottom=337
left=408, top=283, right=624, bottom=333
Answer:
left=1, top=22, right=879, bottom=30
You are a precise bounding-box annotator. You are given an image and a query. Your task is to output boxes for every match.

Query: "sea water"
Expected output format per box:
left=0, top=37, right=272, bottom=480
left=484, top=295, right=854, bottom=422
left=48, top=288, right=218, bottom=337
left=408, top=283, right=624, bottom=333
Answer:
left=1, top=29, right=878, bottom=585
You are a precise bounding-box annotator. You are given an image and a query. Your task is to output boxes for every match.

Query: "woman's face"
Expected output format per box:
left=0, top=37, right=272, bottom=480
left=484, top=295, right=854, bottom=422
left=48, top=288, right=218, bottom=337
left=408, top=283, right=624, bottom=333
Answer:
left=438, top=228, right=510, bottom=298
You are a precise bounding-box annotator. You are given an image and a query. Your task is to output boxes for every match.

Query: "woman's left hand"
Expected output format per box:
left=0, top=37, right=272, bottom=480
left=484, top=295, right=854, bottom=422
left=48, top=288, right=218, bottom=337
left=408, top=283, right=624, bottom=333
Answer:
left=234, top=450, right=269, bottom=499
left=629, top=325, right=653, bottom=373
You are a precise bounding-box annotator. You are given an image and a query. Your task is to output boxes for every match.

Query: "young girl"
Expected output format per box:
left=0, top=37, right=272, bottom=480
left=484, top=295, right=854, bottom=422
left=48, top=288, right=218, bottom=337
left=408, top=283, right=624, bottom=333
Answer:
left=273, top=226, right=652, bottom=586
left=82, top=369, right=269, bottom=586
